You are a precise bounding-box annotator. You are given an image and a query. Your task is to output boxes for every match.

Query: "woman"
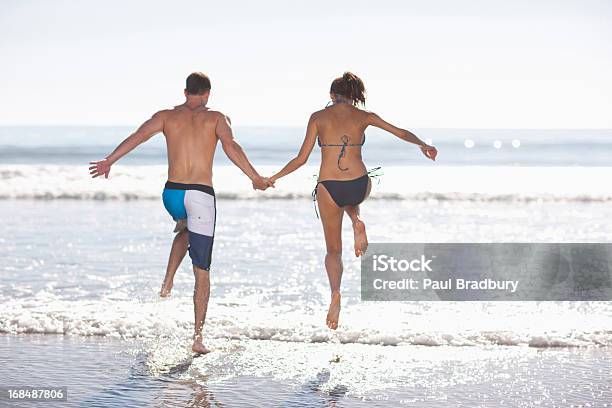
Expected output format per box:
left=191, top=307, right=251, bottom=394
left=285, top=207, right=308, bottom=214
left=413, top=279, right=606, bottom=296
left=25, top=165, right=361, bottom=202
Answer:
left=270, top=72, right=437, bottom=329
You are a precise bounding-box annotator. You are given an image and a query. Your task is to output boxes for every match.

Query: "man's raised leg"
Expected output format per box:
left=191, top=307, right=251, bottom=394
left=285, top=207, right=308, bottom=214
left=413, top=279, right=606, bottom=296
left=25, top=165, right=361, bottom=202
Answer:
left=160, top=226, right=189, bottom=297
left=192, top=265, right=211, bottom=354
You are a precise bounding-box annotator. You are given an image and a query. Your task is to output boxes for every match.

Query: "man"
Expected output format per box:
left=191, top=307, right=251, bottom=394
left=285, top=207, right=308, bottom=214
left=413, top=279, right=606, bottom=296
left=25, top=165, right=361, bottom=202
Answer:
left=89, top=72, right=272, bottom=354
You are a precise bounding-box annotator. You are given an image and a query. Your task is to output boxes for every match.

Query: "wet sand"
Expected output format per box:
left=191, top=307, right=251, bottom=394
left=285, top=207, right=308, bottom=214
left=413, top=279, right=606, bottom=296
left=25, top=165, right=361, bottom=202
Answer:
left=2, top=334, right=611, bottom=407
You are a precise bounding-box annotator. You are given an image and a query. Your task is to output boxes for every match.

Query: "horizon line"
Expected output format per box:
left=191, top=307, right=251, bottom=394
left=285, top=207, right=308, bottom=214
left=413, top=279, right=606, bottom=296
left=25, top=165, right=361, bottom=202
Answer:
left=0, top=124, right=611, bottom=131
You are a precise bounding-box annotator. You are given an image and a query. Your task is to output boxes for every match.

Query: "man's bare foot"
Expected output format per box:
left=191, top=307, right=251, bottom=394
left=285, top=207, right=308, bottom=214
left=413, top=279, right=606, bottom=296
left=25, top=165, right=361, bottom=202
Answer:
left=326, top=292, right=341, bottom=330
left=159, top=282, right=173, bottom=298
left=192, top=337, right=211, bottom=355
left=353, top=219, right=368, bottom=257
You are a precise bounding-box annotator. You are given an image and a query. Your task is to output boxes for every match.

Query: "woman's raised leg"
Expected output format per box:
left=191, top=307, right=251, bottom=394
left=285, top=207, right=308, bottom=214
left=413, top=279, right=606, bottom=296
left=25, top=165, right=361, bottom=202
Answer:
left=344, top=205, right=368, bottom=257
left=345, top=179, right=371, bottom=257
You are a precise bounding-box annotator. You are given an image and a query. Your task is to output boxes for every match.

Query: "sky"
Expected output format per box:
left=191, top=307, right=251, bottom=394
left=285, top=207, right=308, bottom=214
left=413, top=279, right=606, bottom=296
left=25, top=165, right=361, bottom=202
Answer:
left=1, top=0, right=611, bottom=128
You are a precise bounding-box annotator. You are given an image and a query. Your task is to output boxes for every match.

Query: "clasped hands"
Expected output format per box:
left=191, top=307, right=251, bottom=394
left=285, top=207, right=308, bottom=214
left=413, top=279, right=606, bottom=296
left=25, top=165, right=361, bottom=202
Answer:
left=252, top=175, right=275, bottom=191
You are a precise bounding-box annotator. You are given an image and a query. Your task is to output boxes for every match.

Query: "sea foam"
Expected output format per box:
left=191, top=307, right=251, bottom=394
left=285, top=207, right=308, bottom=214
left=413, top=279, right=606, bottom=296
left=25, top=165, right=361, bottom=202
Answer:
left=1, top=164, right=612, bottom=202
left=2, top=294, right=611, bottom=348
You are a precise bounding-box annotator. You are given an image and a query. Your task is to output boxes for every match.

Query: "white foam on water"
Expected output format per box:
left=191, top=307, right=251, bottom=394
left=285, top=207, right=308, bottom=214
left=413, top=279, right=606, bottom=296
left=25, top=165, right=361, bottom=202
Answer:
left=2, top=164, right=612, bottom=202
left=2, top=293, right=611, bottom=348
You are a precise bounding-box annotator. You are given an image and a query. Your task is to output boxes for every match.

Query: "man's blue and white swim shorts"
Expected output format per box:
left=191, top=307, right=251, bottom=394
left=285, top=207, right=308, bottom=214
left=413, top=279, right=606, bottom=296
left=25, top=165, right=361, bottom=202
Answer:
left=162, top=181, right=216, bottom=271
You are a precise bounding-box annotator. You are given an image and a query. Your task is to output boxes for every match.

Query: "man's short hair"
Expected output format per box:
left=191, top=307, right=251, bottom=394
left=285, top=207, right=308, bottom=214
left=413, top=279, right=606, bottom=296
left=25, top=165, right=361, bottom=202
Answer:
left=186, top=72, right=211, bottom=95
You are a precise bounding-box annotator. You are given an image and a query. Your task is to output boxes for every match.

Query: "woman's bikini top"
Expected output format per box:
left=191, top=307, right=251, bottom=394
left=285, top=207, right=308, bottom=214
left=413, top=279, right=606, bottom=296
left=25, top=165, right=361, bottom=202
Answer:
left=317, top=133, right=366, bottom=171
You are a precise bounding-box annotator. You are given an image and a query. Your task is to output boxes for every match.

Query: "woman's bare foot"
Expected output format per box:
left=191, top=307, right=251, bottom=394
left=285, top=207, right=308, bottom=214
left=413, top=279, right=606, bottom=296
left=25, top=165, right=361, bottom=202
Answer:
left=352, top=219, right=368, bottom=257
left=326, top=291, right=341, bottom=330
left=159, top=281, right=173, bottom=298
left=192, top=336, right=211, bottom=355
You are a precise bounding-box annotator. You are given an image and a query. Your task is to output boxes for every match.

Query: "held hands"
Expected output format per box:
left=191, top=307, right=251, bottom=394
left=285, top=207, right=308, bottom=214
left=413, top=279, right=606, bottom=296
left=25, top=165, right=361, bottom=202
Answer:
left=89, top=159, right=112, bottom=178
left=252, top=175, right=275, bottom=191
left=420, top=145, right=438, bottom=161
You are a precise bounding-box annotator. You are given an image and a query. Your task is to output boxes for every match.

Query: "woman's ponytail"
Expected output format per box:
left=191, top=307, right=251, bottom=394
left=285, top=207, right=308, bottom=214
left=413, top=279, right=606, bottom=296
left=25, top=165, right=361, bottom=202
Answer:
left=330, top=72, right=366, bottom=106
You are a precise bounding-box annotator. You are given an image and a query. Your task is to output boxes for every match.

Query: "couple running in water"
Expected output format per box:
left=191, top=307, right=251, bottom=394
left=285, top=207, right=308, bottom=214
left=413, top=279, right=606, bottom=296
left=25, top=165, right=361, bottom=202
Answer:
left=90, top=72, right=437, bottom=354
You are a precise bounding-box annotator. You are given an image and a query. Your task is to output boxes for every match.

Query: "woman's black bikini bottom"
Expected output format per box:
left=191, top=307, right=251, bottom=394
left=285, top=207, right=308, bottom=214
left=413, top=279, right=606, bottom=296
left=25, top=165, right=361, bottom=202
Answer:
left=317, top=174, right=369, bottom=208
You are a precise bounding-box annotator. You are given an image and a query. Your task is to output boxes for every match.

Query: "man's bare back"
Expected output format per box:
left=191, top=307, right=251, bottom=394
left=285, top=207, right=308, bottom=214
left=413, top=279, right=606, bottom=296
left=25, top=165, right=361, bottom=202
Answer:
left=161, top=104, right=222, bottom=186
left=89, top=100, right=269, bottom=190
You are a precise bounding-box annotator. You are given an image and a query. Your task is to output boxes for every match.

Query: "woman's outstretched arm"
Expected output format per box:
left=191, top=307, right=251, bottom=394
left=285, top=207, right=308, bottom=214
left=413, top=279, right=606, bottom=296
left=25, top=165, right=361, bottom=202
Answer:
left=270, top=114, right=318, bottom=182
left=368, top=112, right=437, bottom=161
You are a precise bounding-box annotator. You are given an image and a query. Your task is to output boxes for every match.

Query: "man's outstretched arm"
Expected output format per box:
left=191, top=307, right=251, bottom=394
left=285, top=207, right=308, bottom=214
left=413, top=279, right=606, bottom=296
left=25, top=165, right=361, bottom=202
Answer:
left=89, top=112, right=164, bottom=178
left=216, top=114, right=272, bottom=190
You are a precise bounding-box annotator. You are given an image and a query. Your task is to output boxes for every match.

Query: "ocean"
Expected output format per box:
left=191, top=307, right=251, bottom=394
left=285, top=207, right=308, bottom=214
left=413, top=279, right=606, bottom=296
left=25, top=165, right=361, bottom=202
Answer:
left=1, top=126, right=611, bottom=407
